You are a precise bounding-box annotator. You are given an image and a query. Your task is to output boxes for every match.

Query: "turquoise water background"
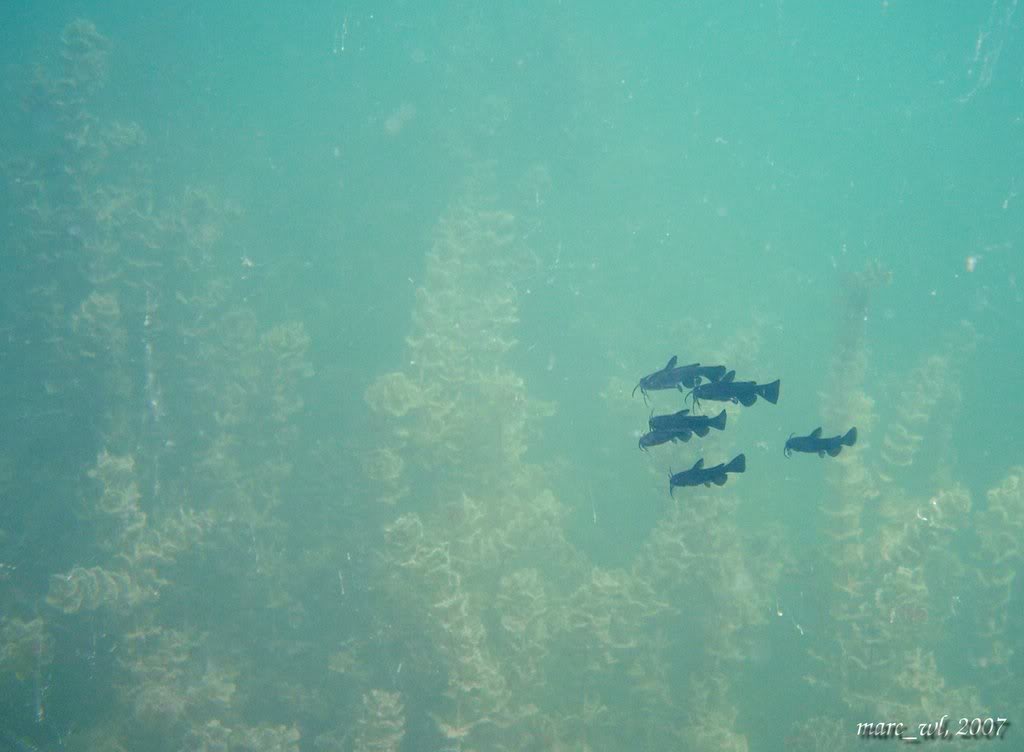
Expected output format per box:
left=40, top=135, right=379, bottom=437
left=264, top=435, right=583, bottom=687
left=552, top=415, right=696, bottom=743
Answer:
left=1, top=2, right=1022, bottom=751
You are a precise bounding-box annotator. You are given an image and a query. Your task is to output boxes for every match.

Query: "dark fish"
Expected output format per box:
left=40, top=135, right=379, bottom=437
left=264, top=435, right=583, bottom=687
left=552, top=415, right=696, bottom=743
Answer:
left=649, top=408, right=727, bottom=437
left=669, top=454, right=746, bottom=495
left=784, top=427, right=857, bottom=458
left=633, top=356, right=728, bottom=402
left=687, top=370, right=780, bottom=409
left=639, top=427, right=692, bottom=451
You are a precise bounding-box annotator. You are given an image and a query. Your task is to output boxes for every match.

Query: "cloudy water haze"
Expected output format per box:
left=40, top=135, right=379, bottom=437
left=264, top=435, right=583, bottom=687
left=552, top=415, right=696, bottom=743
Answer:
left=1, top=3, right=1022, bottom=751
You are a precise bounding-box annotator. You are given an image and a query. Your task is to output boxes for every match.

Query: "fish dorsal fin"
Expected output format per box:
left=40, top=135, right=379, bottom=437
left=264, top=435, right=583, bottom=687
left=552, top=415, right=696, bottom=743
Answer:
left=722, top=370, right=736, bottom=382
left=665, top=356, right=677, bottom=369
left=811, top=427, right=822, bottom=438
left=691, top=458, right=704, bottom=470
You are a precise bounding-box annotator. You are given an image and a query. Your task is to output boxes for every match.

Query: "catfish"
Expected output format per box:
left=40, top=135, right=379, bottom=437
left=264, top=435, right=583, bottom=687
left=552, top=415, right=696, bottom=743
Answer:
left=649, top=408, right=727, bottom=437
left=687, top=370, right=779, bottom=409
left=784, top=426, right=857, bottom=458
left=638, top=427, right=692, bottom=451
left=633, top=356, right=727, bottom=402
left=669, top=454, right=746, bottom=496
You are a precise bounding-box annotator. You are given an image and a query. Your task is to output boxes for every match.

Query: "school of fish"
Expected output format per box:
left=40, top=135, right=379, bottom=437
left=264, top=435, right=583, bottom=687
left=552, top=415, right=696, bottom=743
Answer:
left=634, top=355, right=856, bottom=496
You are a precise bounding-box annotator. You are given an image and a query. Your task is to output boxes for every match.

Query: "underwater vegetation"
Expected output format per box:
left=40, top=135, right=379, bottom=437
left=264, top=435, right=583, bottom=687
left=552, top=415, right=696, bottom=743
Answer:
left=0, top=19, right=1020, bottom=752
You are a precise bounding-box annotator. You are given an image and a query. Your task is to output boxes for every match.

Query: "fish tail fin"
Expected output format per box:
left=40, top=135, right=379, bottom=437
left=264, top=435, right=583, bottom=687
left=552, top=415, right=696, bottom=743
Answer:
left=843, top=427, right=857, bottom=447
left=725, top=453, right=746, bottom=474
left=707, top=365, right=727, bottom=381
left=758, top=379, right=781, bottom=404
left=710, top=409, right=727, bottom=431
